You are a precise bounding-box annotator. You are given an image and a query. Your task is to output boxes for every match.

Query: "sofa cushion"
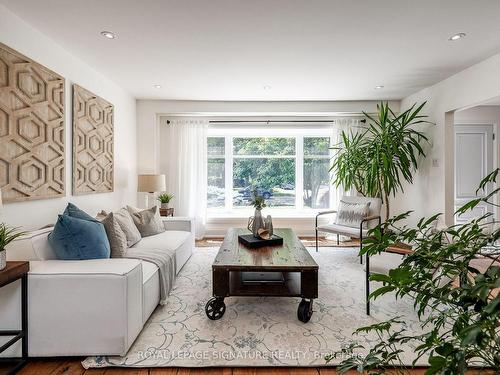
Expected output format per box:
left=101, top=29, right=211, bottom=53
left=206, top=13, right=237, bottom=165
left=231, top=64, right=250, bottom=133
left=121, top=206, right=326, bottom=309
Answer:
left=316, top=223, right=368, bottom=238
left=6, top=227, right=56, bottom=261
left=127, top=206, right=165, bottom=237
left=29, top=258, right=142, bottom=275
left=49, top=215, right=110, bottom=260
left=131, top=230, right=191, bottom=253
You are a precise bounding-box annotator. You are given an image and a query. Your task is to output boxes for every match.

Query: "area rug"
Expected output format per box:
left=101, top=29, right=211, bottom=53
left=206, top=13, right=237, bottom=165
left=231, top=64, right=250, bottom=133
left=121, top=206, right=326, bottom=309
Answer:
left=83, top=247, right=425, bottom=368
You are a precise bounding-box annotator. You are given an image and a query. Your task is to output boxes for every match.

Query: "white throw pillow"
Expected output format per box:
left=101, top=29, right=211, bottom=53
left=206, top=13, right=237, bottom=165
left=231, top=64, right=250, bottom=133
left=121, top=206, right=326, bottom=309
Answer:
left=335, top=200, right=371, bottom=229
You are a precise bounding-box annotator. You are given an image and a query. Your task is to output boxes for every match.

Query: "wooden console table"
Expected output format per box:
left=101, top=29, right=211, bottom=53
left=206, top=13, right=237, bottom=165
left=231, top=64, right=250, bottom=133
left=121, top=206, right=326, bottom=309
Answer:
left=159, top=207, right=174, bottom=217
left=0, top=261, right=29, bottom=374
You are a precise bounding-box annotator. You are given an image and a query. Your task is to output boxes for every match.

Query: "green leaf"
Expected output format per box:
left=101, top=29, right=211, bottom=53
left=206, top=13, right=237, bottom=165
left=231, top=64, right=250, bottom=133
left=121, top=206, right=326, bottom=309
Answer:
left=460, top=326, right=482, bottom=346
left=369, top=285, right=396, bottom=300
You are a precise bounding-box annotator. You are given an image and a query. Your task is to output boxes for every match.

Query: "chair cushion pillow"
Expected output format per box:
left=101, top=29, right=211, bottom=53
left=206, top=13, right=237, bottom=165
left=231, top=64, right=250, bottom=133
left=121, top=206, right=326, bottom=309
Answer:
left=127, top=206, right=165, bottom=237
left=100, top=212, right=128, bottom=258
left=335, top=200, right=370, bottom=229
left=48, top=215, right=110, bottom=260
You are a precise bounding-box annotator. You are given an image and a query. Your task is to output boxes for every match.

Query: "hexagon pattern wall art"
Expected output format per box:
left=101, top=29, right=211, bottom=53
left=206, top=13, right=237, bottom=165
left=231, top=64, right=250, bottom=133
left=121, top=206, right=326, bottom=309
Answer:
left=0, top=43, right=65, bottom=203
left=72, top=84, right=114, bottom=195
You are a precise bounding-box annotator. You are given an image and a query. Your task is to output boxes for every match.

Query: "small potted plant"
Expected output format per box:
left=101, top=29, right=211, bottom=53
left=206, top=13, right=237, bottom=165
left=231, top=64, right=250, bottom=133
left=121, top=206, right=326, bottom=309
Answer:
left=0, top=223, right=26, bottom=271
left=157, top=193, right=174, bottom=209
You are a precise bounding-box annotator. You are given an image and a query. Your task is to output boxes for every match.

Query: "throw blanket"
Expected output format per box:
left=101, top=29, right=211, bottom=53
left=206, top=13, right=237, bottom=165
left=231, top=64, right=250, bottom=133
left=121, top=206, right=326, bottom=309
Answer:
left=125, top=248, right=176, bottom=304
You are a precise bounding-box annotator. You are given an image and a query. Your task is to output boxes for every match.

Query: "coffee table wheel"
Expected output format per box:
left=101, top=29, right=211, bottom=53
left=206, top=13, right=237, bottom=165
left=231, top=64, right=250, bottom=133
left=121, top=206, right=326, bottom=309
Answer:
left=297, top=299, right=313, bottom=323
left=205, top=297, right=226, bottom=320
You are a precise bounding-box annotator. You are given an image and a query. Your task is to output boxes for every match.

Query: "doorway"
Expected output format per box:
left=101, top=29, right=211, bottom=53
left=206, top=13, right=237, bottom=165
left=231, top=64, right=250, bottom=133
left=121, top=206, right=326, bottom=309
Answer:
left=454, top=104, right=500, bottom=224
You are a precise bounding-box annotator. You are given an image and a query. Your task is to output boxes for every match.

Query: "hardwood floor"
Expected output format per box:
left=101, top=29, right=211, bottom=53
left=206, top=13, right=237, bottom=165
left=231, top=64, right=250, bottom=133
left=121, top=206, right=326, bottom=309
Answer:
left=6, top=360, right=434, bottom=375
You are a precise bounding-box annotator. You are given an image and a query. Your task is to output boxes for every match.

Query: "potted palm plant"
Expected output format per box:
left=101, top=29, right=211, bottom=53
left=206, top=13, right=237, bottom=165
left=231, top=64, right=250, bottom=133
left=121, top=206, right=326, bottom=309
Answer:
left=0, top=224, right=26, bottom=271
left=331, top=102, right=432, bottom=221
left=328, top=169, right=500, bottom=373
left=157, top=193, right=174, bottom=209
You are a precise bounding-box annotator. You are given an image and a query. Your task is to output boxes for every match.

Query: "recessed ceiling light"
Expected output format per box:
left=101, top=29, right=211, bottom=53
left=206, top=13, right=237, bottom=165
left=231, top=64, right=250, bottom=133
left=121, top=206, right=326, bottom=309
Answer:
left=449, top=32, right=466, bottom=41
left=100, top=31, right=116, bottom=39
left=263, top=85, right=272, bottom=90
left=374, top=85, right=384, bottom=90
left=153, top=84, right=162, bottom=89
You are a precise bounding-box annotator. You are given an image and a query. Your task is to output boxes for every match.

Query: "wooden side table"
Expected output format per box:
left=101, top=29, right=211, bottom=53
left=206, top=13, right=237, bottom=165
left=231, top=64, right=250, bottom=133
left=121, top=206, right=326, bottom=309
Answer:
left=160, top=207, right=174, bottom=217
left=0, top=261, right=29, bottom=374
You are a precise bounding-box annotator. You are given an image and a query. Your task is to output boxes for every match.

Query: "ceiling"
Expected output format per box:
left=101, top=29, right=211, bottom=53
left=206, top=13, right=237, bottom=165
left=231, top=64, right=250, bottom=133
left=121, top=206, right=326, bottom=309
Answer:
left=2, top=0, right=500, bottom=101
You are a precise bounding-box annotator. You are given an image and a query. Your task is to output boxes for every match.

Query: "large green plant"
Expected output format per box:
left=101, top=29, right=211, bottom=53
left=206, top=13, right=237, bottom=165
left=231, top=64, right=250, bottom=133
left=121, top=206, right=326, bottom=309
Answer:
left=331, top=102, right=431, bottom=221
left=327, top=169, right=500, bottom=374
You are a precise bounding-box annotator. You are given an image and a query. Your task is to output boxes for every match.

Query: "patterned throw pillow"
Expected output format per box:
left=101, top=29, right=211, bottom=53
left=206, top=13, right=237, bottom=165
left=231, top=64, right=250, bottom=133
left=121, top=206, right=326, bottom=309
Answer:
left=335, top=200, right=371, bottom=229
left=99, top=212, right=128, bottom=258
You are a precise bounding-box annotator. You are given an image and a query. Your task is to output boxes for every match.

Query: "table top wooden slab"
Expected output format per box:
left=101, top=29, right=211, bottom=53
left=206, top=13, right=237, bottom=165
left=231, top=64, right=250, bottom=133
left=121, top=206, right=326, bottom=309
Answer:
left=213, top=228, right=318, bottom=271
left=0, top=261, right=29, bottom=288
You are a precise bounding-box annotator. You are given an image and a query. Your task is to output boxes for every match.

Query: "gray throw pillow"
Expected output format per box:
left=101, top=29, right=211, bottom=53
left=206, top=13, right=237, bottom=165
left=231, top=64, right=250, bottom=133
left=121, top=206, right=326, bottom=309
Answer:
left=335, top=200, right=370, bottom=229
left=100, top=212, right=128, bottom=258
left=127, top=205, right=165, bottom=237
left=114, top=208, right=142, bottom=246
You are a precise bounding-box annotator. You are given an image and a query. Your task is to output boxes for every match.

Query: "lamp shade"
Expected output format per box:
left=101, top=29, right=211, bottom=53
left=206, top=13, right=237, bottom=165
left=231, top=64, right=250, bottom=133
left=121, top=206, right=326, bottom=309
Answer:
left=137, top=174, right=166, bottom=193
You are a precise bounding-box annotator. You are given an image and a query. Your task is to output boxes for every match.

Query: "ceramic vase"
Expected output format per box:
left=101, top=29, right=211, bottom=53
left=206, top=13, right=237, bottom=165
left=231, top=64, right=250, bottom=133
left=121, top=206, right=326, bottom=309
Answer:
left=161, top=202, right=169, bottom=209
left=0, top=249, right=6, bottom=271
left=247, top=209, right=265, bottom=238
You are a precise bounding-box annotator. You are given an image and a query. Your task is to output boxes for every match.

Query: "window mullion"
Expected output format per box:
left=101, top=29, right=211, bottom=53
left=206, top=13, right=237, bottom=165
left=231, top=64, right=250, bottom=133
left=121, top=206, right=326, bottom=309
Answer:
left=225, top=137, right=233, bottom=211
left=296, top=136, right=304, bottom=210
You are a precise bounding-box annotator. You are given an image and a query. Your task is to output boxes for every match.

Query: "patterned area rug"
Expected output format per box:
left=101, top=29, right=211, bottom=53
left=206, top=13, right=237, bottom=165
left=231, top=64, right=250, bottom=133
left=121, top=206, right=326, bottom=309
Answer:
left=83, top=247, right=425, bottom=368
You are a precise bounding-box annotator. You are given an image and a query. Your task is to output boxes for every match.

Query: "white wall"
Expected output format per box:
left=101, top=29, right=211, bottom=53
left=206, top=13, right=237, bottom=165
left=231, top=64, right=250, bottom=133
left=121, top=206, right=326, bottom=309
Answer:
left=136, top=100, right=400, bottom=173
left=136, top=99, right=399, bottom=235
left=0, top=6, right=137, bottom=230
left=397, top=52, right=500, bottom=225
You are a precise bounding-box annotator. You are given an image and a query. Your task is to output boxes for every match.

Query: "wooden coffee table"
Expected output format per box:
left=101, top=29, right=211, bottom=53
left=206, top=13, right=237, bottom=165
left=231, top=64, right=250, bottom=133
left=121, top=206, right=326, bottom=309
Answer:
left=205, top=228, right=319, bottom=323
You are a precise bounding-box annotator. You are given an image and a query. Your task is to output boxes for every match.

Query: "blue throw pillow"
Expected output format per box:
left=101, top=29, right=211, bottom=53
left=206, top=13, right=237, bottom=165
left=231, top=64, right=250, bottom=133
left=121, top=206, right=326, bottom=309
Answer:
left=49, top=215, right=111, bottom=260
left=64, top=202, right=97, bottom=222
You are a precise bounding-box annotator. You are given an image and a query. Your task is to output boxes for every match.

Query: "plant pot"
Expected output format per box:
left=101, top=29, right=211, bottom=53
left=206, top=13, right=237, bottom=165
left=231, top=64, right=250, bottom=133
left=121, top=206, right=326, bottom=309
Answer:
left=161, top=203, right=169, bottom=209
left=0, top=249, right=6, bottom=271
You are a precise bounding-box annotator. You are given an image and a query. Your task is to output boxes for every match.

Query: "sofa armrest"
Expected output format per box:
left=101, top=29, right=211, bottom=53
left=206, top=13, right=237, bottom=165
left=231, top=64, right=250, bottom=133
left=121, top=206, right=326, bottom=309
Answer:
left=25, top=259, right=144, bottom=356
left=162, top=216, right=195, bottom=235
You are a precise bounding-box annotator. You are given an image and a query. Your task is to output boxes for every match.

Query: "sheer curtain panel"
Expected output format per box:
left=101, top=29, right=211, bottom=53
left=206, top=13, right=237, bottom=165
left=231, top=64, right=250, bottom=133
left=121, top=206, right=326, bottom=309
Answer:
left=162, top=118, right=208, bottom=239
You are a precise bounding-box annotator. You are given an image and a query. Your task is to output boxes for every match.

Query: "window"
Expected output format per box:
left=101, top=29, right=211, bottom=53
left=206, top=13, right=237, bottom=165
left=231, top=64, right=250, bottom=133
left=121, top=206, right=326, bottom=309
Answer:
left=207, top=128, right=335, bottom=213
left=303, top=137, right=331, bottom=209
left=207, top=138, right=225, bottom=208
left=233, top=137, right=296, bottom=208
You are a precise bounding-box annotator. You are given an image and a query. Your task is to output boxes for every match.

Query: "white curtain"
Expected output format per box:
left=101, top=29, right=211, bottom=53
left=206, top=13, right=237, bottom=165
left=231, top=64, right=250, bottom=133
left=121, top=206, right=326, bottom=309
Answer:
left=162, top=118, right=208, bottom=239
left=331, top=118, right=364, bottom=204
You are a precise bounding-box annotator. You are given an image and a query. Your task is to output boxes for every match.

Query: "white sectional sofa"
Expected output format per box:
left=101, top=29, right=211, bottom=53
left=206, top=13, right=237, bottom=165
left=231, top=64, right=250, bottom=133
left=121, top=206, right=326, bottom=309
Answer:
left=3, top=217, right=194, bottom=357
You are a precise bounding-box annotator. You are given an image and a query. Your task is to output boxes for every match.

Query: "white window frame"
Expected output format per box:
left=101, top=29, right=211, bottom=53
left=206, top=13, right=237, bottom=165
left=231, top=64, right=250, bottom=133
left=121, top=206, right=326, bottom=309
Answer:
left=207, top=126, right=334, bottom=216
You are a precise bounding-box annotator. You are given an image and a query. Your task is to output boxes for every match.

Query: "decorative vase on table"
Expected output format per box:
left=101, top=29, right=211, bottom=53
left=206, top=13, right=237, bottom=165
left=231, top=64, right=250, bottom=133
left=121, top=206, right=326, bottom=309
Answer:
left=247, top=208, right=265, bottom=238
left=161, top=203, right=169, bottom=209
left=0, top=249, right=6, bottom=271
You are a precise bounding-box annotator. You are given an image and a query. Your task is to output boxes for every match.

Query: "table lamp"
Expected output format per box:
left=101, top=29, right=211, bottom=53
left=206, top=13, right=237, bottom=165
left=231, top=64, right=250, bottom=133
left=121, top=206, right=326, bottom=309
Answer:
left=137, top=174, right=166, bottom=208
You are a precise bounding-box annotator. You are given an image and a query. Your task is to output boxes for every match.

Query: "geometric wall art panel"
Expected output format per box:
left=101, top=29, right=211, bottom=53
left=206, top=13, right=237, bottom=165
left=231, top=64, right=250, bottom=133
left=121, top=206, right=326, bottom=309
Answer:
left=0, top=42, right=65, bottom=203
left=72, top=84, right=114, bottom=195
